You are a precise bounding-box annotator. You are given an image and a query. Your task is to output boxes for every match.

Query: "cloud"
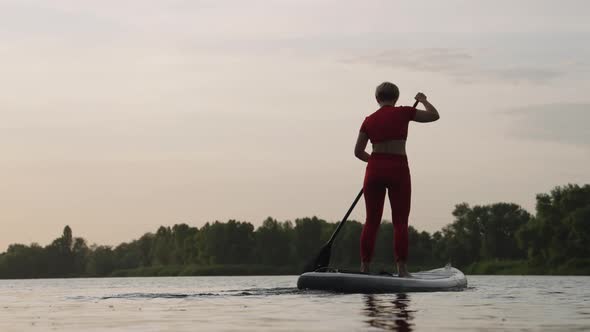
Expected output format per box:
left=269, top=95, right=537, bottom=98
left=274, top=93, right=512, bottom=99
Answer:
left=345, top=48, right=578, bottom=85
left=353, top=48, right=474, bottom=73
left=505, top=103, right=590, bottom=148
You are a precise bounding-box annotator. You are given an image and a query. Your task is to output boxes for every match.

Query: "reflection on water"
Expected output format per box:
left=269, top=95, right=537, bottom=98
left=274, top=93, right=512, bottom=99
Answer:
left=363, top=293, right=415, bottom=331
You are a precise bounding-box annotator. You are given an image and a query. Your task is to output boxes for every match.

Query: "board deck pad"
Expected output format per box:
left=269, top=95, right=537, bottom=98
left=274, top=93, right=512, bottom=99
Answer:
left=297, top=266, right=467, bottom=293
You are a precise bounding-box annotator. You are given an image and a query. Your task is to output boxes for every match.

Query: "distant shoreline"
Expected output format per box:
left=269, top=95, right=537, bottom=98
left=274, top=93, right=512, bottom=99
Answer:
left=109, top=260, right=590, bottom=277
left=2, top=184, right=589, bottom=280
left=4, top=260, right=587, bottom=280
left=106, top=263, right=589, bottom=278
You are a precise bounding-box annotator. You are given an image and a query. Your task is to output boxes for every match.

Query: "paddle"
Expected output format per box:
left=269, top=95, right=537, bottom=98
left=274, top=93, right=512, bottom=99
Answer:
left=302, top=100, right=421, bottom=273
left=303, top=188, right=364, bottom=273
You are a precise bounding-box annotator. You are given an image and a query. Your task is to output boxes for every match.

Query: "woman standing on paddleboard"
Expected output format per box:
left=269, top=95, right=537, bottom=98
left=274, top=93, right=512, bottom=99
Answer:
left=354, top=82, right=440, bottom=277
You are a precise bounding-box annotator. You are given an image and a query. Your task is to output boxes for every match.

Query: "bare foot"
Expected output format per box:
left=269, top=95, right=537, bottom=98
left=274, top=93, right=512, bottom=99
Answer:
left=360, top=262, right=370, bottom=273
left=396, top=262, right=412, bottom=278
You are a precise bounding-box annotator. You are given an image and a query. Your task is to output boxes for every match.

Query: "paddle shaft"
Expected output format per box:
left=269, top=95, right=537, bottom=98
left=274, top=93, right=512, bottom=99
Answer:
left=326, top=188, right=363, bottom=245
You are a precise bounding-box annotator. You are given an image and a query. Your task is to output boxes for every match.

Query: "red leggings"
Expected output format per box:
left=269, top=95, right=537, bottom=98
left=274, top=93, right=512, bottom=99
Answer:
left=361, top=153, right=411, bottom=263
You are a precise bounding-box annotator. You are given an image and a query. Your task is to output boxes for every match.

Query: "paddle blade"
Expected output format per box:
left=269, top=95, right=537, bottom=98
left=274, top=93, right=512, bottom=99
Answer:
left=302, top=242, right=332, bottom=273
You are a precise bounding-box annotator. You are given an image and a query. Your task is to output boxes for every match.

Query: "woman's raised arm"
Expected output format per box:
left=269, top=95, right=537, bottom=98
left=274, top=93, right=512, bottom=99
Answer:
left=412, top=92, right=440, bottom=123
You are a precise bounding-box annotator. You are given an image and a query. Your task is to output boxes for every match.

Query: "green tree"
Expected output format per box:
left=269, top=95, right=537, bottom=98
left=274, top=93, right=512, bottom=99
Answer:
left=408, top=227, right=435, bottom=267
left=440, top=203, right=530, bottom=267
left=293, top=217, right=332, bottom=265
left=518, top=184, right=590, bottom=265
left=197, top=220, right=255, bottom=264
left=331, top=220, right=362, bottom=267
left=86, top=246, right=116, bottom=276
left=152, top=226, right=172, bottom=265
left=440, top=203, right=483, bottom=267
left=477, top=203, right=530, bottom=260
left=254, top=217, right=294, bottom=266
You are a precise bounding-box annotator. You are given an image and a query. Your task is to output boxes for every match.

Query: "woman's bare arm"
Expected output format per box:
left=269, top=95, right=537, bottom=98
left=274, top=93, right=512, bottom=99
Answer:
left=354, top=131, right=370, bottom=162
left=413, top=92, right=440, bottom=123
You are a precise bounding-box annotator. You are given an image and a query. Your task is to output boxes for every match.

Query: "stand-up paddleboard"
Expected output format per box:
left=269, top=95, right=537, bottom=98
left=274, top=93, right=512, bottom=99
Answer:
left=297, top=265, right=467, bottom=293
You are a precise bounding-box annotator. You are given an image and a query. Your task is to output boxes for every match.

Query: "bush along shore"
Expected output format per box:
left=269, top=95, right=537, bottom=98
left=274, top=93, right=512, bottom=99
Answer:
left=1, top=184, right=588, bottom=279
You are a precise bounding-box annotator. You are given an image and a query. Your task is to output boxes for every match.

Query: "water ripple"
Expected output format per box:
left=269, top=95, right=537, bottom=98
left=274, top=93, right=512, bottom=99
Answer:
left=87, top=287, right=302, bottom=300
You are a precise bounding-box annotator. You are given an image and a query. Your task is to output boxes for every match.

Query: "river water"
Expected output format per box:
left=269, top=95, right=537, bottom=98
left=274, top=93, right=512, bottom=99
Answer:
left=1, top=275, right=589, bottom=331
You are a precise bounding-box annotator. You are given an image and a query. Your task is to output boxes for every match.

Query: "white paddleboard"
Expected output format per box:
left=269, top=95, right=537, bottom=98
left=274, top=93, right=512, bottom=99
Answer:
left=297, top=265, right=467, bottom=293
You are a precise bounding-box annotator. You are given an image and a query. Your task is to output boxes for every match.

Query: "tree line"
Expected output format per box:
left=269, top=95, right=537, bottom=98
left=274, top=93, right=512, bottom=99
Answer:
left=0, top=184, right=588, bottom=278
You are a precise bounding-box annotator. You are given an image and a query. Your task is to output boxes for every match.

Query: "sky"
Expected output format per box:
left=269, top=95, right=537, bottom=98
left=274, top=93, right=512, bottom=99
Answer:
left=1, top=0, right=589, bottom=251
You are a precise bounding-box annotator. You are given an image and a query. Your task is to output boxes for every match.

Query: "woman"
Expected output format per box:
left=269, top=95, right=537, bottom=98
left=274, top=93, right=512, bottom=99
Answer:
left=354, top=82, right=439, bottom=277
